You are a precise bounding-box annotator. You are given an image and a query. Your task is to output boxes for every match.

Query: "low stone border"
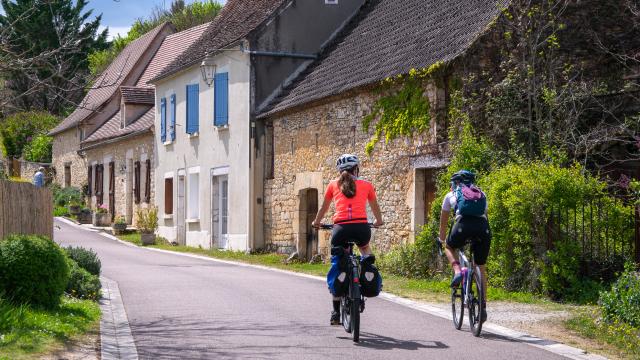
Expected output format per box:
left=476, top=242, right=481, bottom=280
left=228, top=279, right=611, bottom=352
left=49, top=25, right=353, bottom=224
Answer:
left=100, top=276, right=138, bottom=360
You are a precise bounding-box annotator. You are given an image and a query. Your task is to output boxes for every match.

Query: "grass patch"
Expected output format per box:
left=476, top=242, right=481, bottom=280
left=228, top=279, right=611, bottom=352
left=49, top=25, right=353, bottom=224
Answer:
left=0, top=296, right=100, bottom=360
left=117, top=231, right=142, bottom=246
left=565, top=309, right=640, bottom=359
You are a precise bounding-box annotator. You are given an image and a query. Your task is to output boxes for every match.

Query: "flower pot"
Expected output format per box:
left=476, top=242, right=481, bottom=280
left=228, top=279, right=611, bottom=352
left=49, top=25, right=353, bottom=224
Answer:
left=92, top=213, right=111, bottom=227
left=68, top=205, right=81, bottom=215
left=78, top=211, right=92, bottom=224
left=140, top=233, right=156, bottom=246
left=112, top=222, right=127, bottom=235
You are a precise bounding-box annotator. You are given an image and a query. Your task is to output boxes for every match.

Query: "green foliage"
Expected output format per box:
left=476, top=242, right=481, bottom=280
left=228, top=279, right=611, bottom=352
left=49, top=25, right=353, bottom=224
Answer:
left=600, top=264, right=640, bottom=328
left=377, top=238, right=440, bottom=279
left=136, top=206, right=158, bottom=234
left=0, top=111, right=58, bottom=159
left=64, top=246, right=101, bottom=276
left=54, top=206, right=70, bottom=217
left=0, top=0, right=108, bottom=114
left=65, top=258, right=101, bottom=301
left=89, top=0, right=222, bottom=75
left=22, top=134, right=53, bottom=163
left=363, top=63, right=445, bottom=155
left=53, top=186, right=84, bottom=207
left=0, top=295, right=25, bottom=333
left=566, top=309, right=640, bottom=359
left=540, top=240, right=603, bottom=303
left=0, top=235, right=69, bottom=308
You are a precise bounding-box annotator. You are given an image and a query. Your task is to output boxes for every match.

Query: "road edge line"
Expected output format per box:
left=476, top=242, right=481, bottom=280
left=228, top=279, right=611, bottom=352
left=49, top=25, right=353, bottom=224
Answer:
left=55, top=218, right=606, bottom=360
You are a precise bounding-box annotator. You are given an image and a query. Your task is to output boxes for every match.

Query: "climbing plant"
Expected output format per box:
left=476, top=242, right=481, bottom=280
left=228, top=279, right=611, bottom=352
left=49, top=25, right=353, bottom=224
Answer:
left=362, top=62, right=445, bottom=155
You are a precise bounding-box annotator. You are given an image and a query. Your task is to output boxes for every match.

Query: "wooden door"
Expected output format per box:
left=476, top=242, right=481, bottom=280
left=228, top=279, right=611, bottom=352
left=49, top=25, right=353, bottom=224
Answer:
left=109, top=162, right=115, bottom=222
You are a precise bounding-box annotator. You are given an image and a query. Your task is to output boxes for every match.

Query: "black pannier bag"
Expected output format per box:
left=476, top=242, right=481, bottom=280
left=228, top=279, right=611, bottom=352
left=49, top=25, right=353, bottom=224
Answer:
left=327, top=247, right=349, bottom=296
left=360, top=255, right=382, bottom=297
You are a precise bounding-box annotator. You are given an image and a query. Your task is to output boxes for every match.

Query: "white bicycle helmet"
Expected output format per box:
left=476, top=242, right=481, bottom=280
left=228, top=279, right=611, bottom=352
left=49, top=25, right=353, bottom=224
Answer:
left=336, top=154, right=359, bottom=172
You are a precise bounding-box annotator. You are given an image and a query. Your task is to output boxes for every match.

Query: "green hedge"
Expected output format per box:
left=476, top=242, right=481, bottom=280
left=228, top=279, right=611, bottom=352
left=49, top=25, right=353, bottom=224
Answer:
left=600, top=265, right=640, bottom=328
left=66, top=258, right=101, bottom=301
left=64, top=246, right=101, bottom=276
left=0, top=235, right=69, bottom=308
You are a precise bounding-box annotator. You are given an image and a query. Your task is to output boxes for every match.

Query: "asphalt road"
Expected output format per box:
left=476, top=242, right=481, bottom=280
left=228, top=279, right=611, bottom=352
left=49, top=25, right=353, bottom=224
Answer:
left=54, top=219, right=569, bottom=360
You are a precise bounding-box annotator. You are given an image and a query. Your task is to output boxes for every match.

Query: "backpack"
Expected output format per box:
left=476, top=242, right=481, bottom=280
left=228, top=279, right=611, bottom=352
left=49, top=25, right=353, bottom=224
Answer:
left=360, top=256, right=382, bottom=297
left=454, top=184, right=486, bottom=216
left=327, top=252, right=349, bottom=297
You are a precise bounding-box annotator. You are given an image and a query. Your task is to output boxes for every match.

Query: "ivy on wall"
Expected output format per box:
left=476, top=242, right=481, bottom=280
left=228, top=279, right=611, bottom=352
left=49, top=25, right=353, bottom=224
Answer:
left=362, top=61, right=445, bottom=155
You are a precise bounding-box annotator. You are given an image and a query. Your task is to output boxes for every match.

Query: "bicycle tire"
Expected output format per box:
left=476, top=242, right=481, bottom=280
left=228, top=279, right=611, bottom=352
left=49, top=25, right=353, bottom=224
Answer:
left=451, top=286, right=464, bottom=330
left=341, top=296, right=351, bottom=333
left=351, top=297, right=360, bottom=342
left=468, top=266, right=484, bottom=337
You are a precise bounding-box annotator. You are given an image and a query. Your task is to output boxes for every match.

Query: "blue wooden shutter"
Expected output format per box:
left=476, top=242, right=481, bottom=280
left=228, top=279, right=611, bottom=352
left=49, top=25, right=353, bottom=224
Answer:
left=160, top=98, right=166, bottom=143
left=214, top=72, right=229, bottom=126
left=186, top=84, right=200, bottom=134
left=170, top=94, right=176, bottom=141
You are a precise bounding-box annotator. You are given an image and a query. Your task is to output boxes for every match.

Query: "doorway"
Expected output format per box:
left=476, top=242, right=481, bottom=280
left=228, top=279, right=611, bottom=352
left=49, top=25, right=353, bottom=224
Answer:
left=109, top=162, right=115, bottom=222
left=177, top=174, right=186, bottom=246
left=211, top=174, right=229, bottom=249
left=298, top=188, right=318, bottom=260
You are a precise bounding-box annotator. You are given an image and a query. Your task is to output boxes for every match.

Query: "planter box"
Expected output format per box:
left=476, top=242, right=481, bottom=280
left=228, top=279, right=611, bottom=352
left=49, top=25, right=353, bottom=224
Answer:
left=68, top=205, right=81, bottom=216
left=92, top=213, right=111, bottom=227
left=77, top=211, right=92, bottom=224
left=141, top=233, right=156, bottom=246
left=112, top=223, right=127, bottom=235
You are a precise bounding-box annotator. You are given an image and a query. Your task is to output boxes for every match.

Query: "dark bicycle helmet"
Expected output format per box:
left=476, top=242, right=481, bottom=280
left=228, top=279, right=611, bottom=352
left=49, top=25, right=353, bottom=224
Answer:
left=450, top=170, right=476, bottom=185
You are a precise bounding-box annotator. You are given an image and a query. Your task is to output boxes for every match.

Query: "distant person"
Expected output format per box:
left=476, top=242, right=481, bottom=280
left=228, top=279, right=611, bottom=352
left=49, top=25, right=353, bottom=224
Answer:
left=33, top=167, right=45, bottom=188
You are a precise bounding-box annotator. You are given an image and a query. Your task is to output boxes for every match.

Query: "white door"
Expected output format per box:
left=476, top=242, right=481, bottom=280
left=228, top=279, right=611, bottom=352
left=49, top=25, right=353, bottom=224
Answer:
left=219, top=176, right=229, bottom=249
left=177, top=175, right=186, bottom=246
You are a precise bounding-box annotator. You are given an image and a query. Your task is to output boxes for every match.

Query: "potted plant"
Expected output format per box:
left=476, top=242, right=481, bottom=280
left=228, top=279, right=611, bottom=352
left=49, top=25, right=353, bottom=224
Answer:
left=68, top=200, right=82, bottom=216
left=136, top=207, right=158, bottom=245
left=78, top=207, right=92, bottom=224
left=92, top=204, right=111, bottom=226
left=112, top=216, right=127, bottom=234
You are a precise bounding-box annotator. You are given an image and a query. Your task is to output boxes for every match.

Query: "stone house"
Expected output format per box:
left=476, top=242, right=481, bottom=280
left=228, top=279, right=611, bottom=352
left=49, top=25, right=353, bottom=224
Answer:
left=257, top=0, right=507, bottom=256
left=79, top=23, right=210, bottom=224
left=150, top=0, right=367, bottom=250
left=49, top=24, right=174, bottom=190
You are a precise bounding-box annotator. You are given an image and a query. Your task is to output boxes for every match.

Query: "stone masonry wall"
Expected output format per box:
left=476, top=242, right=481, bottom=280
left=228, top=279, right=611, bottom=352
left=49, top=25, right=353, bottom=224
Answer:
left=84, top=133, right=155, bottom=225
left=51, top=128, right=86, bottom=189
left=264, top=85, right=446, bottom=254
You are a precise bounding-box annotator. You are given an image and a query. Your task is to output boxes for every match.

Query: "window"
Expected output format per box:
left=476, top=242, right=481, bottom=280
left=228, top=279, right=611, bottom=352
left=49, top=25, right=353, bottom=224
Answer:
left=95, top=164, right=104, bottom=205
left=186, top=84, right=199, bottom=134
left=64, top=164, right=71, bottom=187
left=214, top=72, right=229, bottom=127
left=160, top=98, right=167, bottom=142
left=188, top=171, right=199, bottom=219
left=164, top=177, right=173, bottom=215
left=144, top=159, right=151, bottom=203
left=170, top=94, right=176, bottom=141
left=134, top=161, right=141, bottom=204
left=265, top=123, right=274, bottom=180
left=325, top=0, right=338, bottom=4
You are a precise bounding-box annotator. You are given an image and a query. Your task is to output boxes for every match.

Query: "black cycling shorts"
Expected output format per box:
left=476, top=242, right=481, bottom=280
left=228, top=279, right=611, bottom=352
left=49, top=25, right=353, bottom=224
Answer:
left=331, top=223, right=371, bottom=248
left=446, top=216, right=491, bottom=265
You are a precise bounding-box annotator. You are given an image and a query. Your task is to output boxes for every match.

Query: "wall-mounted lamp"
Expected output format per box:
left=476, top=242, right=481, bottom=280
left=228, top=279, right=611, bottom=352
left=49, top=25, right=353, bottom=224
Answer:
left=200, top=53, right=217, bottom=87
left=119, top=163, right=127, bottom=174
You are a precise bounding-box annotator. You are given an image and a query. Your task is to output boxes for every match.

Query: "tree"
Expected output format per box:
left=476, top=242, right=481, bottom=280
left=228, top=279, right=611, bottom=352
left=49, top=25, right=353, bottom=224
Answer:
left=0, top=0, right=108, bottom=115
left=0, top=111, right=58, bottom=159
left=89, top=0, right=222, bottom=75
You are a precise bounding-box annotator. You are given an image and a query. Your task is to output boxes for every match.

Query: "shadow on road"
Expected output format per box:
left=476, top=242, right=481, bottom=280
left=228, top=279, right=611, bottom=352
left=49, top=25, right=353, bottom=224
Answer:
left=343, top=332, right=448, bottom=351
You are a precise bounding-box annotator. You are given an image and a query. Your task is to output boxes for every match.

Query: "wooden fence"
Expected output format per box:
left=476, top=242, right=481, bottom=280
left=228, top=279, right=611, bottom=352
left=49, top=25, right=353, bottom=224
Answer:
left=0, top=180, right=53, bottom=240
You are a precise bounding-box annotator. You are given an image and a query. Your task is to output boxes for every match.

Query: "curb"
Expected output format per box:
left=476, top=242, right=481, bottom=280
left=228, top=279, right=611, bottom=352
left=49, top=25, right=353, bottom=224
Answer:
left=55, top=217, right=607, bottom=360
left=100, top=277, right=138, bottom=360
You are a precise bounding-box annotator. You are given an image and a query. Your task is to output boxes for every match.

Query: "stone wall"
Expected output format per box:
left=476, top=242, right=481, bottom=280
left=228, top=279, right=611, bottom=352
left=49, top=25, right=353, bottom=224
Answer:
left=84, top=132, right=155, bottom=225
left=264, top=85, right=447, bottom=254
left=51, top=128, right=86, bottom=189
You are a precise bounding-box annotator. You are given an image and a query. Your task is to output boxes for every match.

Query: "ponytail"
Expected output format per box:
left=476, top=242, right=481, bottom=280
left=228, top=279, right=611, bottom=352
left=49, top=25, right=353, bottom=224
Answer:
left=339, top=170, right=356, bottom=198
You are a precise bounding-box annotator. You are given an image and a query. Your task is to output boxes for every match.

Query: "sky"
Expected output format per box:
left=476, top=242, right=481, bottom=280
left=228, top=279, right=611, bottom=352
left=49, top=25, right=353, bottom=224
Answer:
left=0, top=0, right=226, bottom=40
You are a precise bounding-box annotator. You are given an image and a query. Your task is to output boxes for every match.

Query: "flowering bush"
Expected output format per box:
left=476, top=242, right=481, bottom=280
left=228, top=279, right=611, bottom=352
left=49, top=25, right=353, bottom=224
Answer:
left=95, top=204, right=108, bottom=214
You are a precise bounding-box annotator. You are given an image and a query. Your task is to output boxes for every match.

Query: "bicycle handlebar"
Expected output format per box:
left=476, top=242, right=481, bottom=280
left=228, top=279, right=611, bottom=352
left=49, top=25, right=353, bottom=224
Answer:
left=316, top=223, right=377, bottom=230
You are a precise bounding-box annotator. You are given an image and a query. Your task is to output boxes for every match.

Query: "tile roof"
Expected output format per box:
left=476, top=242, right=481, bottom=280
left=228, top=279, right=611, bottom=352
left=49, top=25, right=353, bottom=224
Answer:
left=82, top=106, right=154, bottom=144
left=50, top=23, right=170, bottom=135
left=137, top=22, right=212, bottom=87
left=120, top=87, right=155, bottom=104
left=150, top=0, right=288, bottom=83
left=261, top=0, right=507, bottom=117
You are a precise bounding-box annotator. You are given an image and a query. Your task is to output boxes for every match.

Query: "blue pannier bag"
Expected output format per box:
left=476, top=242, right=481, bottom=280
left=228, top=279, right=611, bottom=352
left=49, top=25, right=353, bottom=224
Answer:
left=327, top=249, right=348, bottom=296
left=360, top=255, right=382, bottom=297
left=454, top=184, right=486, bottom=216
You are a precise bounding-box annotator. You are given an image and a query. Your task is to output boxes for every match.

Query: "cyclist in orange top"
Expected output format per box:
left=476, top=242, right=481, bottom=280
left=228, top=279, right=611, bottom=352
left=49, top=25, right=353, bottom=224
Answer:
left=312, top=154, right=383, bottom=325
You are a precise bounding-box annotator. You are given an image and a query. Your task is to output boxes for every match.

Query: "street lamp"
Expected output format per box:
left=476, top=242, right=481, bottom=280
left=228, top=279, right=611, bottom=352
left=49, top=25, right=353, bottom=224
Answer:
left=200, top=53, right=217, bottom=87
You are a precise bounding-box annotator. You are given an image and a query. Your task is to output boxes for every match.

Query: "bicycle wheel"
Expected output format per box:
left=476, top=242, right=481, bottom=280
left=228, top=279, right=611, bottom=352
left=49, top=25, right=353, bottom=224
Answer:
left=341, top=296, right=351, bottom=333
left=468, top=267, right=484, bottom=337
left=451, top=286, right=464, bottom=330
left=351, top=297, right=360, bottom=342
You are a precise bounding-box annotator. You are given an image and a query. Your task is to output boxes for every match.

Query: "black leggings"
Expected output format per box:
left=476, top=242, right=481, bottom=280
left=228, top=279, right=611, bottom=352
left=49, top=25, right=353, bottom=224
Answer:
left=446, top=216, right=491, bottom=265
left=331, top=223, right=371, bottom=248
